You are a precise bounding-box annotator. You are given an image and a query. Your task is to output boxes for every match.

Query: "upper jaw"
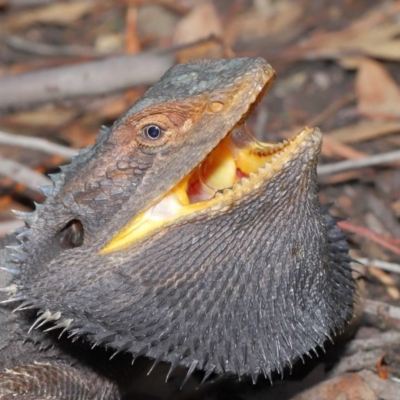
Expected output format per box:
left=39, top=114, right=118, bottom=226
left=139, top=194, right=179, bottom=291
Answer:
left=97, top=59, right=275, bottom=240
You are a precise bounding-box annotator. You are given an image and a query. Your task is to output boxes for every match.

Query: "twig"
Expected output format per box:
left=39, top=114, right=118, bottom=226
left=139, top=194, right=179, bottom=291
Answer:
left=318, top=149, right=400, bottom=176
left=0, top=51, right=173, bottom=110
left=357, top=258, right=400, bottom=275
left=345, top=331, right=400, bottom=355
left=328, top=349, right=384, bottom=377
left=0, top=130, right=77, bottom=159
left=5, top=35, right=99, bottom=57
left=337, top=220, right=400, bottom=255
left=0, top=155, right=51, bottom=192
left=0, top=37, right=218, bottom=111
left=3, top=0, right=55, bottom=6
left=364, top=299, right=400, bottom=320
left=10, top=0, right=55, bottom=5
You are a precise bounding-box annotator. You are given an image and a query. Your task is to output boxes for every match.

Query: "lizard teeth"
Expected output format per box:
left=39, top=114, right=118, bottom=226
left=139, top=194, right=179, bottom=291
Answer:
left=248, top=172, right=257, bottom=180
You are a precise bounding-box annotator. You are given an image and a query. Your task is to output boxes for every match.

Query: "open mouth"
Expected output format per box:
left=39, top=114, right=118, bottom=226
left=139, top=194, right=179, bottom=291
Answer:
left=101, top=117, right=306, bottom=253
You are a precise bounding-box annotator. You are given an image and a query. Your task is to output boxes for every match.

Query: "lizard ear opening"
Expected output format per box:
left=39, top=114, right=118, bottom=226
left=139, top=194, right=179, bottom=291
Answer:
left=58, top=219, right=84, bottom=249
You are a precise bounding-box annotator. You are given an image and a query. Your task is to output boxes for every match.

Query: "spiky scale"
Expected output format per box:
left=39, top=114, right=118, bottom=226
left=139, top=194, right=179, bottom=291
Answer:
left=28, top=311, right=52, bottom=334
left=12, top=210, right=37, bottom=225
left=12, top=301, right=35, bottom=313
left=68, top=325, right=96, bottom=339
left=180, top=360, right=198, bottom=389
left=43, top=318, right=73, bottom=333
left=0, top=295, right=27, bottom=305
left=261, top=366, right=272, bottom=383
left=130, top=344, right=150, bottom=365
left=47, top=172, right=62, bottom=183
left=37, top=311, right=61, bottom=329
left=10, top=252, right=27, bottom=263
left=200, top=366, right=215, bottom=385
left=99, top=125, right=109, bottom=137
left=92, top=333, right=116, bottom=348
left=0, top=266, right=20, bottom=276
left=16, top=228, right=33, bottom=240
left=147, top=353, right=163, bottom=375
left=5, top=244, right=24, bottom=252
left=59, top=165, right=69, bottom=173
left=251, top=372, right=259, bottom=385
left=109, top=341, right=132, bottom=360
left=38, top=185, right=54, bottom=197
left=0, top=284, right=17, bottom=295
left=166, top=356, right=180, bottom=382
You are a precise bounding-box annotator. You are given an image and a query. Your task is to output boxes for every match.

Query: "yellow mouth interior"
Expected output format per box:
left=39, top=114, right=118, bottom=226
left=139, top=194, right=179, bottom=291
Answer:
left=102, top=124, right=288, bottom=253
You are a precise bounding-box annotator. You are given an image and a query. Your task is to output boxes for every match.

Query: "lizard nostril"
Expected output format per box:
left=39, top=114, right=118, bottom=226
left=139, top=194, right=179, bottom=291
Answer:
left=58, top=219, right=84, bottom=249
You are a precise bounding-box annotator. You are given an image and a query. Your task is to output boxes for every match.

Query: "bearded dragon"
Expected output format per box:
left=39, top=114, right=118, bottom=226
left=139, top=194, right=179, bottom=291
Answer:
left=0, top=57, right=354, bottom=399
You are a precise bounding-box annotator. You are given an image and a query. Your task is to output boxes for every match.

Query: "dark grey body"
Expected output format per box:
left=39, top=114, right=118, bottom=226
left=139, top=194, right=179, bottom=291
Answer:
left=0, top=58, right=354, bottom=398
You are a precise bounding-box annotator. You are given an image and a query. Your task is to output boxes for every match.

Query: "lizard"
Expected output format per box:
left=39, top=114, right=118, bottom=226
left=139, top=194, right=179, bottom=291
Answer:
left=0, top=57, right=355, bottom=399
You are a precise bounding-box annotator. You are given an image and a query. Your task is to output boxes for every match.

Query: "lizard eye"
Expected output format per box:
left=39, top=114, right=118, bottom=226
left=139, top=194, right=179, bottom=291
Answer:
left=143, top=124, right=162, bottom=140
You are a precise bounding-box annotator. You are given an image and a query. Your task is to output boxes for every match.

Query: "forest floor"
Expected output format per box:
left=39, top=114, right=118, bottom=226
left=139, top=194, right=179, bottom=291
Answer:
left=1, top=1, right=400, bottom=399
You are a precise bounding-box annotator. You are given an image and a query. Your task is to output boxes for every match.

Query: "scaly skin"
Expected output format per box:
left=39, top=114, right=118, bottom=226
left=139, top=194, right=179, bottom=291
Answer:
left=0, top=58, right=354, bottom=398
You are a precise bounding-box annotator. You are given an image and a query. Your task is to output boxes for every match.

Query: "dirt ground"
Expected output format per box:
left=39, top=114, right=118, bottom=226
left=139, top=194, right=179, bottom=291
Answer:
left=1, top=0, right=400, bottom=399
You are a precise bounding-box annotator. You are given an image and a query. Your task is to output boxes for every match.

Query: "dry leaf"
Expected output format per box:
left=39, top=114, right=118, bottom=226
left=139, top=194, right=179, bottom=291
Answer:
left=358, top=40, right=400, bottom=61
left=94, top=33, right=124, bottom=54
left=4, top=1, right=96, bottom=30
left=360, top=370, right=400, bottom=400
left=173, top=2, right=223, bottom=61
left=125, top=6, right=140, bottom=54
left=173, top=2, right=222, bottom=45
left=137, top=4, right=179, bottom=40
left=292, top=373, right=377, bottom=400
left=356, top=58, right=400, bottom=119
left=225, top=0, right=303, bottom=46
left=376, top=354, right=389, bottom=380
left=290, top=2, right=400, bottom=62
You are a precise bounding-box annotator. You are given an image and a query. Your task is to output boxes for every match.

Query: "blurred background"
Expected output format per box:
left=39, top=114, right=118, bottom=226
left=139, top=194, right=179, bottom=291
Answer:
left=1, top=0, right=400, bottom=399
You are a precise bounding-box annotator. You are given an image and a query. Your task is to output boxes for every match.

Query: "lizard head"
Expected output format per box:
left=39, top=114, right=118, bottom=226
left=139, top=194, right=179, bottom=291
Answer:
left=2, top=58, right=354, bottom=382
